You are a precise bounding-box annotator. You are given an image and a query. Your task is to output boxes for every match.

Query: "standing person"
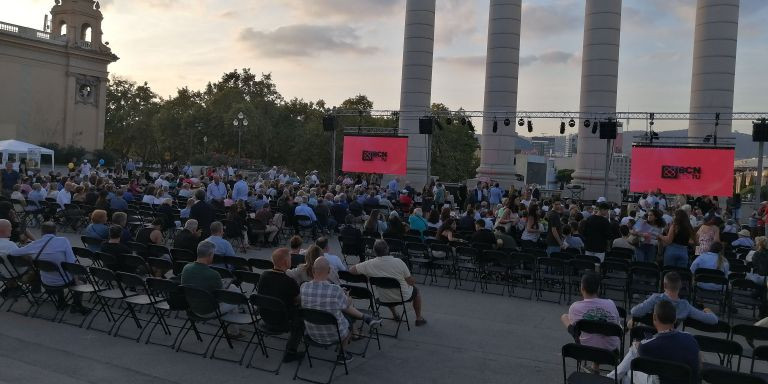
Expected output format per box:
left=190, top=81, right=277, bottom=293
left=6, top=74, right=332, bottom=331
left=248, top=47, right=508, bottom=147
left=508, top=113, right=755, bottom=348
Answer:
left=545, top=200, right=565, bottom=255
left=231, top=174, right=248, bottom=202
left=581, top=202, right=612, bottom=262
left=632, top=210, right=664, bottom=263
left=206, top=175, right=228, bottom=208
left=488, top=183, right=503, bottom=205
left=469, top=182, right=484, bottom=205
left=80, top=160, right=92, bottom=177
left=190, top=189, right=215, bottom=238
left=1, top=162, right=20, bottom=198
left=433, top=182, right=446, bottom=208
left=696, top=214, right=720, bottom=256
left=660, top=209, right=695, bottom=267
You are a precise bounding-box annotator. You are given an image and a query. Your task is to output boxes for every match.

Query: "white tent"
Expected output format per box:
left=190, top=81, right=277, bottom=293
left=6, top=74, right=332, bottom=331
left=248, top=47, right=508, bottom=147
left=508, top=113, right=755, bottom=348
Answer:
left=0, top=140, right=55, bottom=172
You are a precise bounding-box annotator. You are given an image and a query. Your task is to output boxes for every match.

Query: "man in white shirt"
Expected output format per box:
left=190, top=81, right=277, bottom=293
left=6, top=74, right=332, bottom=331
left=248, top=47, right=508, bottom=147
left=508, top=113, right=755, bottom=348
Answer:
left=350, top=239, right=427, bottom=326
left=0, top=219, right=21, bottom=296
left=80, top=160, right=91, bottom=177
left=56, top=182, right=73, bottom=209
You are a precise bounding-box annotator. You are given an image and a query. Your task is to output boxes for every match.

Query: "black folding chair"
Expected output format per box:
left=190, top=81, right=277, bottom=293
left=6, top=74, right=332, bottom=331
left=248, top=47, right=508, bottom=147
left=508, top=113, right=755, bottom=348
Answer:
left=429, top=243, right=454, bottom=287
left=369, top=276, right=411, bottom=338
left=113, top=271, right=166, bottom=342
left=693, top=273, right=729, bottom=315
left=293, top=308, right=350, bottom=384
left=536, top=257, right=567, bottom=304
left=246, top=293, right=292, bottom=374
left=248, top=258, right=274, bottom=272
left=342, top=284, right=381, bottom=357
left=733, top=324, right=768, bottom=359
left=702, top=368, right=767, bottom=384
left=234, top=270, right=261, bottom=294
left=176, top=285, right=221, bottom=356
left=751, top=345, right=768, bottom=382
left=479, top=250, right=509, bottom=295
left=73, top=246, right=101, bottom=266
left=339, top=236, right=365, bottom=265
left=566, top=259, right=596, bottom=303
left=4, top=254, right=39, bottom=315
left=454, top=246, right=480, bottom=292
left=730, top=278, right=764, bottom=323
left=694, top=334, right=742, bottom=371
left=60, top=261, right=105, bottom=327
left=682, top=318, right=730, bottom=337
left=572, top=319, right=625, bottom=356
left=209, top=289, right=258, bottom=365
left=31, top=259, right=73, bottom=322
left=170, top=248, right=196, bottom=263
left=628, top=263, right=660, bottom=305
left=561, top=343, right=619, bottom=384
left=601, top=258, right=629, bottom=307
left=144, top=277, right=184, bottom=348
left=508, top=252, right=536, bottom=300
left=404, top=242, right=430, bottom=283
left=85, top=266, right=123, bottom=333
left=630, top=356, right=691, bottom=384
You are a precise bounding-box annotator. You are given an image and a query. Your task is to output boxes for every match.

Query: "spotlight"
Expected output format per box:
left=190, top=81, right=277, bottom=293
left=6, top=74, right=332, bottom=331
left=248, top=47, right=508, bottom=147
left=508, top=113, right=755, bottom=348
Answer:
left=715, top=112, right=720, bottom=127
left=527, top=120, right=533, bottom=133
left=518, top=118, right=525, bottom=127
left=446, top=117, right=453, bottom=125
left=703, top=134, right=712, bottom=143
left=560, top=121, right=566, bottom=135
left=583, top=119, right=591, bottom=128
left=492, top=119, right=498, bottom=133
left=460, top=117, right=467, bottom=126
left=591, top=121, right=599, bottom=134
left=568, top=118, right=576, bottom=128
left=504, top=118, right=511, bottom=126
left=649, top=130, right=660, bottom=143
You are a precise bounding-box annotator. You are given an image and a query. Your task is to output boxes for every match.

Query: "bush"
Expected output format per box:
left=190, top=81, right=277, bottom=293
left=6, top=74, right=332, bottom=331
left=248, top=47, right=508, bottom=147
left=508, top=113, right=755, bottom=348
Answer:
left=40, top=142, right=87, bottom=165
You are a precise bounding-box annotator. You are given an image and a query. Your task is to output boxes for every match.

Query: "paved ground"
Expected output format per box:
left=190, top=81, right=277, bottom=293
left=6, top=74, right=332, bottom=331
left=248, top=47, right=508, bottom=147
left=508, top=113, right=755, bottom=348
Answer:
left=0, top=230, right=762, bottom=383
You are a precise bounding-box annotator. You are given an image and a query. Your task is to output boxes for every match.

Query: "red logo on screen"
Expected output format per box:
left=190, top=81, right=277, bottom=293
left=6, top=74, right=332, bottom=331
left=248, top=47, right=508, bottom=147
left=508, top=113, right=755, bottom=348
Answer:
left=661, top=165, right=701, bottom=180
left=362, top=151, right=388, bottom=162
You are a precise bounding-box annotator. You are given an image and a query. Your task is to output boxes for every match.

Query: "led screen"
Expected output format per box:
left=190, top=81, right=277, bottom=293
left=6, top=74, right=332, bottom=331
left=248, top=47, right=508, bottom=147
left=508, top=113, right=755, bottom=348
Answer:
left=342, top=136, right=408, bottom=175
left=630, top=146, right=735, bottom=196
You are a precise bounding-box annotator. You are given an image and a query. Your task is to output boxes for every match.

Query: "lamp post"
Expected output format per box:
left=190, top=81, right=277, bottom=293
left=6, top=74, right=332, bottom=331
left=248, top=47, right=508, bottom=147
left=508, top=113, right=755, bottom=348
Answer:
left=232, top=112, right=248, bottom=169
left=203, top=135, right=208, bottom=156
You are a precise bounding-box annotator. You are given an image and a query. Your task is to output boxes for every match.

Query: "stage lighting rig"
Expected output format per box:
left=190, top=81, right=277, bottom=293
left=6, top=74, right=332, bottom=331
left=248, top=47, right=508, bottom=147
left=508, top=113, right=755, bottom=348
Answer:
left=591, top=120, right=599, bottom=135
left=446, top=117, right=453, bottom=125
left=560, top=121, right=566, bottom=135
left=518, top=118, right=525, bottom=127
left=527, top=120, right=533, bottom=133
left=504, top=117, right=511, bottom=126
left=492, top=118, right=498, bottom=133
left=568, top=118, right=576, bottom=128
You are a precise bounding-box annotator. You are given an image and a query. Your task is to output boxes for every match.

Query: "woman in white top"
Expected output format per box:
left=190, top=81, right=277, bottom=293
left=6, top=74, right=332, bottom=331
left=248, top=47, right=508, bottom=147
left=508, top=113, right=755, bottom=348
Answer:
left=632, top=209, right=664, bottom=263
left=520, top=203, right=542, bottom=246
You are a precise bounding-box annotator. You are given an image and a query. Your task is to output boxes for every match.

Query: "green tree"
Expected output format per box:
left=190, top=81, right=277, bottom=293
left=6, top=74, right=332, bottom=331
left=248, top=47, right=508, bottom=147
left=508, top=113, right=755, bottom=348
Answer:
left=429, top=103, right=480, bottom=182
left=556, top=169, right=574, bottom=185
left=104, top=77, right=161, bottom=160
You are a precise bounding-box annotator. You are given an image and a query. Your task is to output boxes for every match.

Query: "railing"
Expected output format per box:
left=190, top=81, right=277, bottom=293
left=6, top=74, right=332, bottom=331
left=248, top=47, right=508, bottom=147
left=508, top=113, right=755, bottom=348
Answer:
left=0, top=20, right=65, bottom=46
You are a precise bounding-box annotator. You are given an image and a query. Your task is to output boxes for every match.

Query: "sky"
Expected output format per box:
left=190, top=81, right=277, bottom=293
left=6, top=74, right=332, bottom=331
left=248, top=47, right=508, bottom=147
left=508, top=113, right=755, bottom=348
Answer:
left=3, top=0, right=767, bottom=135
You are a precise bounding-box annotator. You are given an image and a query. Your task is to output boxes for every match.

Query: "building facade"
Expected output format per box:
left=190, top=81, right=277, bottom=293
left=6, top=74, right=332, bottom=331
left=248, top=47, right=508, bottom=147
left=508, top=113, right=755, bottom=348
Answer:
left=0, top=0, right=118, bottom=151
left=611, top=153, right=631, bottom=192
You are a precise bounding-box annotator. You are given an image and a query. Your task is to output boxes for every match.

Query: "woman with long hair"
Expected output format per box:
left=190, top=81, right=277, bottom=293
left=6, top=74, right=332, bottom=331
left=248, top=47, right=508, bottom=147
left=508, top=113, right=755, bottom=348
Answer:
left=426, top=209, right=441, bottom=229
left=287, top=244, right=339, bottom=285
left=520, top=203, right=541, bottom=247
left=632, top=209, right=665, bottom=263
left=437, top=218, right=456, bottom=242
left=690, top=241, right=729, bottom=290
left=696, top=214, right=721, bottom=255
left=363, top=209, right=387, bottom=236
left=661, top=209, right=695, bottom=267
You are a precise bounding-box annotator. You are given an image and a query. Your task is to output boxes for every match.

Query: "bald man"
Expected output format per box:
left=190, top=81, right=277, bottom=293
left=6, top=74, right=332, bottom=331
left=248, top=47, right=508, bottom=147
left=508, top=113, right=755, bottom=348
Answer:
left=300, top=256, right=381, bottom=362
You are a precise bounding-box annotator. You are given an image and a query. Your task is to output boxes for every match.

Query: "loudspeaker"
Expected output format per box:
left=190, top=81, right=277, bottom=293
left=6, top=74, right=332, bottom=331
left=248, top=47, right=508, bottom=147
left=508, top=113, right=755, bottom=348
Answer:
left=323, top=115, right=336, bottom=132
left=419, top=117, right=434, bottom=134
left=753, top=119, right=768, bottom=142
left=599, top=120, right=618, bottom=140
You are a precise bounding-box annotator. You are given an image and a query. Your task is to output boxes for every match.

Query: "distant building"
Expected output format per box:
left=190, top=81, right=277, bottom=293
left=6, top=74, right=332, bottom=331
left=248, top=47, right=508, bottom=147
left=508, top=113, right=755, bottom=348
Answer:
left=0, top=0, right=118, bottom=150
left=565, top=133, right=578, bottom=157
left=612, top=153, right=631, bottom=192
left=530, top=135, right=566, bottom=157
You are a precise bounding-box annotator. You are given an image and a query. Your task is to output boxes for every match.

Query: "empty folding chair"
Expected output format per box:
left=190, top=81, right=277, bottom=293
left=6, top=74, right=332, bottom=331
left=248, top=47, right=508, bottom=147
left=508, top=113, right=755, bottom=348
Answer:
left=171, top=248, right=196, bottom=263
left=342, top=284, right=381, bottom=358
left=733, top=324, right=768, bottom=360
left=479, top=250, right=509, bottom=296
left=176, top=285, right=222, bottom=356
left=729, top=278, right=764, bottom=323
left=86, top=266, right=124, bottom=333
left=694, top=334, right=742, bottom=371
left=601, top=258, right=630, bottom=307
left=234, top=270, right=261, bottom=294
left=681, top=318, right=730, bottom=337
left=2, top=255, right=38, bottom=315
left=60, top=261, right=105, bottom=327
left=702, top=368, right=767, bottom=384
left=144, top=277, right=184, bottom=348
left=536, top=257, right=566, bottom=304
left=628, top=263, right=660, bottom=305
left=112, top=271, right=166, bottom=342
left=751, top=345, right=768, bottom=382
left=209, top=289, right=258, bottom=365
left=508, top=252, right=536, bottom=300
left=454, top=246, right=480, bottom=292
left=247, top=258, right=274, bottom=272
left=428, top=243, right=454, bottom=287
left=404, top=242, right=430, bottom=283
left=293, top=308, right=350, bottom=384
left=73, top=246, right=101, bottom=266
left=566, top=259, right=596, bottom=303
left=246, top=293, right=293, bottom=374
left=693, top=272, right=729, bottom=315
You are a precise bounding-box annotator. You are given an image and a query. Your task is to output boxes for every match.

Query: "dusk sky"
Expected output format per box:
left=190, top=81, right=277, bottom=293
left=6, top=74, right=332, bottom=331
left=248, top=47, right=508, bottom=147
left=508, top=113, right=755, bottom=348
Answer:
left=5, top=0, right=767, bottom=135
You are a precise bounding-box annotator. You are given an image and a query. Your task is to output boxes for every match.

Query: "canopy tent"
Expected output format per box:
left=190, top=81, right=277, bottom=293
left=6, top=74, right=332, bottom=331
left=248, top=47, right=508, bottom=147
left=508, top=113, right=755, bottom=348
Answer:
left=0, top=140, right=55, bottom=172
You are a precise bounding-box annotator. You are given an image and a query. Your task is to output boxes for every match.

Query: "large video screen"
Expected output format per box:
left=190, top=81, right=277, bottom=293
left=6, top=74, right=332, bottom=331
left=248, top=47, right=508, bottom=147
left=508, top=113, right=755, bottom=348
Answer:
left=342, top=136, right=408, bottom=175
left=630, top=146, right=735, bottom=196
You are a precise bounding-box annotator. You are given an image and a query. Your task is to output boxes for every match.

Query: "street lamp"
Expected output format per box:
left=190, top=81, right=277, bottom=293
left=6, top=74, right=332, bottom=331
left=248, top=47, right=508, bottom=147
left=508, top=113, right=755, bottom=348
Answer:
left=203, top=135, right=208, bottom=155
left=233, top=112, right=248, bottom=168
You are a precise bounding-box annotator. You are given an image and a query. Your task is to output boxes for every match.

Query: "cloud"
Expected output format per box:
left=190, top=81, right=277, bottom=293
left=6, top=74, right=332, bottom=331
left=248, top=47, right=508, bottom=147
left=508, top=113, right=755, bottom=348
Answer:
left=99, top=0, right=178, bottom=9
left=435, top=55, right=485, bottom=68
left=435, top=0, right=481, bottom=45
left=237, top=24, right=377, bottom=57
left=521, top=50, right=576, bottom=66
left=521, top=1, right=582, bottom=38
left=284, top=0, right=403, bottom=21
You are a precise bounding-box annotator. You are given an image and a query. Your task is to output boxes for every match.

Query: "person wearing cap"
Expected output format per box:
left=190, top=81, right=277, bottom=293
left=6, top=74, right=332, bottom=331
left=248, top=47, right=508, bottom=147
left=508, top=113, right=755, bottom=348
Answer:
left=80, top=159, right=92, bottom=177
left=732, top=229, right=755, bottom=249
left=398, top=189, right=413, bottom=211
left=581, top=202, right=612, bottom=262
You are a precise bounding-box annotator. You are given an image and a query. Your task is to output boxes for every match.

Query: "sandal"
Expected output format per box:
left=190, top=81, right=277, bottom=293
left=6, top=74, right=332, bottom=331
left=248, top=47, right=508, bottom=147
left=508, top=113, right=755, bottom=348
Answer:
left=415, top=318, right=428, bottom=326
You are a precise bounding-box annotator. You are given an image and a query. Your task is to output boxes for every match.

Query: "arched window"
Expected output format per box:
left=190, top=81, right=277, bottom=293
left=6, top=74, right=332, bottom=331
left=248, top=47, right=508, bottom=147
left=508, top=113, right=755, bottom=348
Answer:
left=81, top=23, right=92, bottom=42
left=59, top=21, right=67, bottom=36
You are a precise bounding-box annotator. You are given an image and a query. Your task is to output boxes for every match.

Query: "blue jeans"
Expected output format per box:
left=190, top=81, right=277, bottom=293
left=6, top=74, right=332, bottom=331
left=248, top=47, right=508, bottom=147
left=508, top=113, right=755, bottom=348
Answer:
left=663, top=243, right=688, bottom=267
left=546, top=246, right=561, bottom=256
left=635, top=244, right=657, bottom=263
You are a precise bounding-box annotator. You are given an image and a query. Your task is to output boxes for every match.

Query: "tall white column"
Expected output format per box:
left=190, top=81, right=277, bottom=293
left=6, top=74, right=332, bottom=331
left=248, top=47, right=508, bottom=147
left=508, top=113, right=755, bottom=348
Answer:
left=398, top=0, right=435, bottom=189
left=688, top=0, right=739, bottom=138
left=572, top=0, right=622, bottom=201
left=476, top=0, right=522, bottom=188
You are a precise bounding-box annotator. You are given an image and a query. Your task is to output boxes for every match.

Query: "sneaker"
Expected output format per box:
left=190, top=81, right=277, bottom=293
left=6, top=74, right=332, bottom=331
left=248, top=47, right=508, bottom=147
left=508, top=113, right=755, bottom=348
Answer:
left=337, top=352, right=354, bottom=364
left=415, top=318, right=428, bottom=327
left=282, top=351, right=304, bottom=363
left=365, top=317, right=383, bottom=328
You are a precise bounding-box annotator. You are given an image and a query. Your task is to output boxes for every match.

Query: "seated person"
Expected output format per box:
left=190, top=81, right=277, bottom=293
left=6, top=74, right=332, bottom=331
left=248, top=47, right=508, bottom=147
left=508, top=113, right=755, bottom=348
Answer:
left=407, top=208, right=428, bottom=234
left=561, top=272, right=620, bottom=371
left=180, top=240, right=240, bottom=337
left=101, top=225, right=132, bottom=272
left=287, top=245, right=339, bottom=285
left=83, top=209, right=109, bottom=242
left=350, top=239, right=427, bottom=326
left=690, top=241, right=729, bottom=290
left=731, top=229, right=755, bottom=248
left=256, top=248, right=304, bottom=363
left=608, top=300, right=700, bottom=384
left=300, top=256, right=381, bottom=362
left=203, top=221, right=235, bottom=257
left=630, top=271, right=717, bottom=325
left=470, top=219, right=499, bottom=248
left=493, top=226, right=518, bottom=251
left=562, top=225, right=584, bottom=252
left=136, top=218, right=165, bottom=246
left=316, top=237, right=347, bottom=272
left=174, top=219, right=202, bottom=254
left=289, top=235, right=305, bottom=267
left=611, top=225, right=636, bottom=252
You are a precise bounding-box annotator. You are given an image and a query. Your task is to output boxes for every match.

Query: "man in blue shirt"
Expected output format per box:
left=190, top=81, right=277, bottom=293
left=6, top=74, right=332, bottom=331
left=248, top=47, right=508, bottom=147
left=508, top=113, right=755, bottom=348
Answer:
left=631, top=271, right=717, bottom=325
left=294, top=197, right=317, bottom=237
left=231, top=174, right=249, bottom=202
left=1, top=162, right=20, bottom=198
left=110, top=188, right=129, bottom=211
left=206, top=175, right=228, bottom=207
left=387, top=178, right=399, bottom=199
left=10, top=222, right=89, bottom=314
left=203, top=221, right=236, bottom=257
left=489, top=183, right=503, bottom=205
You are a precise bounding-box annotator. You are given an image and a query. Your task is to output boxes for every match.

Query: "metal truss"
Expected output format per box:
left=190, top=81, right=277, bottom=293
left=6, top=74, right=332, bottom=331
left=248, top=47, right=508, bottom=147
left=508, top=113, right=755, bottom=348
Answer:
left=329, top=109, right=768, bottom=121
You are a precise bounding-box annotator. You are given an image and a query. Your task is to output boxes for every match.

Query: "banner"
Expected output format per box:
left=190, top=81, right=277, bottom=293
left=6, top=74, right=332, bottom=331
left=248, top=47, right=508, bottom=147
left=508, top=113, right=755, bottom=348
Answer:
left=630, top=146, right=735, bottom=196
left=342, top=136, right=408, bottom=175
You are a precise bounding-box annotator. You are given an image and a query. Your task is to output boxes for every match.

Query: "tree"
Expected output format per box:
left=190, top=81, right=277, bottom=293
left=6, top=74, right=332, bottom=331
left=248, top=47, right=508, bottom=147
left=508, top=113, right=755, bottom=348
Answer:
left=104, top=77, right=160, bottom=160
left=556, top=169, right=574, bottom=186
left=429, top=103, right=480, bottom=182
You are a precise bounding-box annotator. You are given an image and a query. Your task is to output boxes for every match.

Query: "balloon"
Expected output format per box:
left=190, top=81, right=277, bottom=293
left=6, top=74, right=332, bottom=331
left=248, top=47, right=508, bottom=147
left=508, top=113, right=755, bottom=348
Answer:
left=99, top=159, right=105, bottom=165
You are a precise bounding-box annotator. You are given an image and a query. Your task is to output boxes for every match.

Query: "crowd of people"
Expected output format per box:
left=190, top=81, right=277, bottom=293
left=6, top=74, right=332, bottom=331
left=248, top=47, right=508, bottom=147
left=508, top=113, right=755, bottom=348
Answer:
left=1, top=158, right=768, bottom=380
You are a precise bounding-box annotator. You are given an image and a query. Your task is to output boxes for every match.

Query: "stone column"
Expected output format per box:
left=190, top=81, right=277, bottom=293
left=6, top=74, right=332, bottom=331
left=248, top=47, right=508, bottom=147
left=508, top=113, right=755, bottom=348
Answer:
left=688, top=0, right=739, bottom=138
left=571, top=0, right=622, bottom=202
left=398, top=0, right=435, bottom=189
left=476, top=0, right=522, bottom=188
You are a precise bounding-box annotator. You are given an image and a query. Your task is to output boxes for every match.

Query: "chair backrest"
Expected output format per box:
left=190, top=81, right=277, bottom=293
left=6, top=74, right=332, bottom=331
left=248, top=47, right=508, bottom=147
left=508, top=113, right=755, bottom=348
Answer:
left=220, top=255, right=248, bottom=270
left=338, top=270, right=368, bottom=284
left=561, top=342, right=619, bottom=366
left=60, top=261, right=88, bottom=279
left=299, top=307, right=338, bottom=326
left=181, top=284, right=218, bottom=315
left=702, top=368, right=766, bottom=384
left=116, top=271, right=147, bottom=290
left=95, top=251, right=118, bottom=267
left=694, top=335, right=742, bottom=367
left=7, top=254, right=33, bottom=270
left=694, top=273, right=728, bottom=287
left=171, top=248, right=196, bottom=262
left=72, top=246, right=96, bottom=261
left=456, top=246, right=479, bottom=259
left=568, top=259, right=596, bottom=274
left=248, top=258, right=274, bottom=271
left=430, top=243, right=453, bottom=257
left=88, top=266, right=117, bottom=287
left=682, top=318, right=730, bottom=336
left=122, top=254, right=149, bottom=274
left=694, top=267, right=725, bottom=278
left=733, top=324, right=768, bottom=344
left=249, top=293, right=287, bottom=313
left=405, top=242, right=428, bottom=256
left=214, top=288, right=248, bottom=306
left=630, top=356, right=691, bottom=383
left=34, top=259, right=70, bottom=285
left=342, top=284, right=374, bottom=301
left=233, top=270, right=260, bottom=286
left=210, top=265, right=234, bottom=279
left=369, top=276, right=401, bottom=290
left=146, top=257, right=172, bottom=272
left=575, top=254, right=601, bottom=265
left=572, top=319, right=623, bottom=339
